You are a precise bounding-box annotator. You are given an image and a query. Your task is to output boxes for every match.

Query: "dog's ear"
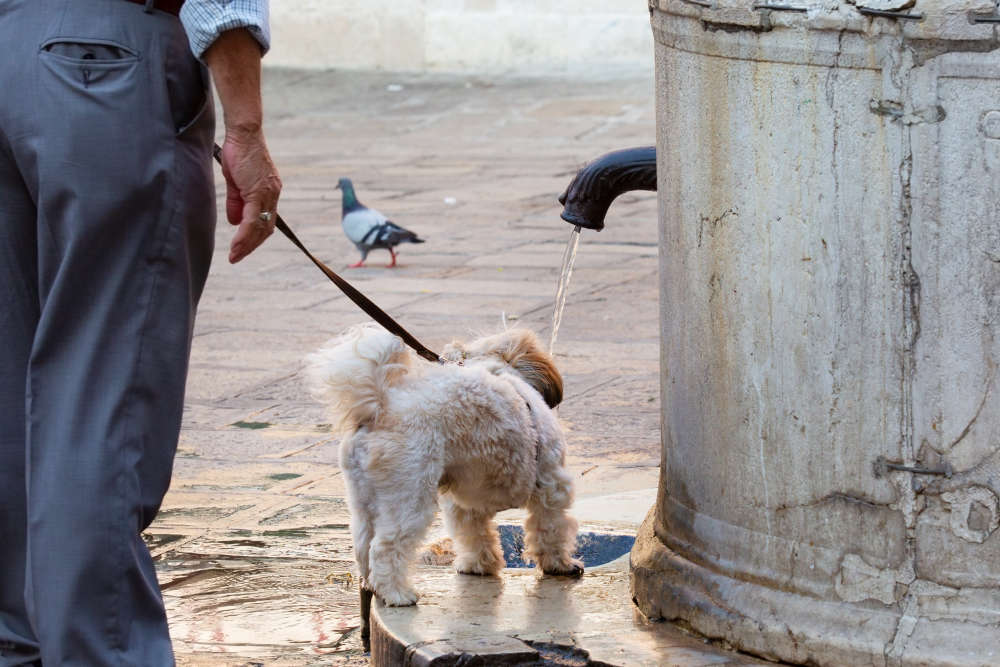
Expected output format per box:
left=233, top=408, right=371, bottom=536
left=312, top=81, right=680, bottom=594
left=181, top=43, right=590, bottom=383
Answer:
left=501, top=331, right=563, bottom=408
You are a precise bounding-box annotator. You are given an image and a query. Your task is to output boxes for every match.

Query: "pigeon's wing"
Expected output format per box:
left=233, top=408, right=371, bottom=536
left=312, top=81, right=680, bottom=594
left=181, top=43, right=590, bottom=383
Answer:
left=341, top=207, right=388, bottom=247
left=367, top=220, right=424, bottom=248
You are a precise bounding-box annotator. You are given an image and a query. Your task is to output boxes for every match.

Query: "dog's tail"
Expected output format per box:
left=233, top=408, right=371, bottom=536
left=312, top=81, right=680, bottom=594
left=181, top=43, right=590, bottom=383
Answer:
left=304, top=324, right=411, bottom=432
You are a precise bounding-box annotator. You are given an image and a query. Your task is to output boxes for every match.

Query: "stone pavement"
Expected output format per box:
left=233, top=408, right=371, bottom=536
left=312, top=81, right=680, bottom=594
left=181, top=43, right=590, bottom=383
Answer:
left=148, top=67, right=739, bottom=665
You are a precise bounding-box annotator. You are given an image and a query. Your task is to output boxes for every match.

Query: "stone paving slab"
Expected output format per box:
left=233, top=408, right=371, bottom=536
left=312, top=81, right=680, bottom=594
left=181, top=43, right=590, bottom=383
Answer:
left=371, top=560, right=771, bottom=667
left=146, top=67, right=766, bottom=665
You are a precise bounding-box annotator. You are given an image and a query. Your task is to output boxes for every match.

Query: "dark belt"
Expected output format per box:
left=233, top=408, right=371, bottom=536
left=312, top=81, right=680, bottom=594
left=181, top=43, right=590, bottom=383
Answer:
left=123, top=0, right=184, bottom=16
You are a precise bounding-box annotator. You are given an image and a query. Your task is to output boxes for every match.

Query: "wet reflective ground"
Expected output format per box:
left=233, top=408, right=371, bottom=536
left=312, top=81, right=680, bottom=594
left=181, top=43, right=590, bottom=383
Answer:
left=151, top=67, right=661, bottom=664
left=150, top=462, right=368, bottom=663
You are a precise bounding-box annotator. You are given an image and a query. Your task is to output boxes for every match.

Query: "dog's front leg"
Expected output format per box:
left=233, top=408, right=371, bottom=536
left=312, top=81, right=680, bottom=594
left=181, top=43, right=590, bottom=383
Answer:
left=442, top=495, right=505, bottom=576
left=524, top=467, right=584, bottom=577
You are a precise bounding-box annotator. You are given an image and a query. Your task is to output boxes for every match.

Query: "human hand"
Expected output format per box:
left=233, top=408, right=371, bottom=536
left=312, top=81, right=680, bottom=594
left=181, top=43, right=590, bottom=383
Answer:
left=203, top=28, right=281, bottom=264
left=218, top=130, right=281, bottom=263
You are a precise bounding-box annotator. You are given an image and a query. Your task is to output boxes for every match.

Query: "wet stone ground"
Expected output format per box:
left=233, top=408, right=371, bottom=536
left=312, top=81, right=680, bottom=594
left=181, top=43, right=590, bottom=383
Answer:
left=148, top=67, right=665, bottom=665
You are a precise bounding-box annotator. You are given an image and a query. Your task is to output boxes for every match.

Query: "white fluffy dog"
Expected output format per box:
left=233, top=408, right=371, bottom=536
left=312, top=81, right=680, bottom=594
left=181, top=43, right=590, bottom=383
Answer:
left=305, top=324, right=583, bottom=608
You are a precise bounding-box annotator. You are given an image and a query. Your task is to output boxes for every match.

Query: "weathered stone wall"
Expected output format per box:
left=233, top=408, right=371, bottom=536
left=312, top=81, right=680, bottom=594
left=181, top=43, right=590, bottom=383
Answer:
left=632, top=1, right=1000, bottom=664
left=268, top=0, right=654, bottom=73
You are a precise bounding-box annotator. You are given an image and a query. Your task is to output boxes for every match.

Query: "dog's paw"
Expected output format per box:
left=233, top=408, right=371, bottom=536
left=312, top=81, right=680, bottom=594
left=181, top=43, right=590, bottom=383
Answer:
left=456, top=565, right=502, bottom=577
left=455, top=554, right=504, bottom=577
left=379, top=587, right=419, bottom=607
left=543, top=558, right=584, bottom=578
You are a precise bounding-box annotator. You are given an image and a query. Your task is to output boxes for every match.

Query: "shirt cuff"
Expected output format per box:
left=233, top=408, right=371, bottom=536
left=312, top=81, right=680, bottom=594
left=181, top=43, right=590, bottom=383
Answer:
left=179, top=1, right=271, bottom=60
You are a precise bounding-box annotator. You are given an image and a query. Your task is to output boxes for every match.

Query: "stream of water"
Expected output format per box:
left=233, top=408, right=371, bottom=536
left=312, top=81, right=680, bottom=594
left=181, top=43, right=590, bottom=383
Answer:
left=549, top=225, right=582, bottom=353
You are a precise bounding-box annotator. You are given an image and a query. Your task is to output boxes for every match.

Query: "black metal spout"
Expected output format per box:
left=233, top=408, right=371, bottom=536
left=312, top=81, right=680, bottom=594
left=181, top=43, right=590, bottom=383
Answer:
left=558, top=146, right=657, bottom=231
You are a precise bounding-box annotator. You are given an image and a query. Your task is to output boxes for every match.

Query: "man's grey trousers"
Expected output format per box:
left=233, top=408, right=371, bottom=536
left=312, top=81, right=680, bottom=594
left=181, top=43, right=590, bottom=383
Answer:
left=0, top=1, right=216, bottom=664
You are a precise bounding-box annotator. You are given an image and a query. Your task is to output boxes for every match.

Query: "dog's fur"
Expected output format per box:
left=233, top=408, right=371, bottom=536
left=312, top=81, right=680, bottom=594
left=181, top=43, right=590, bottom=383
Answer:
left=305, top=325, right=582, bottom=607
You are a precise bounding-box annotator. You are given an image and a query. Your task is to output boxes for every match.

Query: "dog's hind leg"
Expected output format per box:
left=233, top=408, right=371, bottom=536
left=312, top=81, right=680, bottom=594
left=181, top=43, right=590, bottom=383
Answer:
left=367, top=477, right=438, bottom=606
left=341, top=432, right=377, bottom=588
left=347, top=494, right=376, bottom=649
left=340, top=431, right=378, bottom=646
left=344, top=477, right=376, bottom=589
left=442, top=495, right=505, bottom=576
left=524, top=464, right=584, bottom=577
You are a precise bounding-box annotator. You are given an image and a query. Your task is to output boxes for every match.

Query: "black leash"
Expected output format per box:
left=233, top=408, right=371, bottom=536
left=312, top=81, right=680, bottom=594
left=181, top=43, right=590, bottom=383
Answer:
left=212, top=144, right=442, bottom=363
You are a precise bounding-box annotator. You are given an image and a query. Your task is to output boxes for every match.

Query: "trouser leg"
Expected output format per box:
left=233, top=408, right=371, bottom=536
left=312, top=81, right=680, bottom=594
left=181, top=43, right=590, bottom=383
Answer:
left=26, top=129, right=214, bottom=666
left=2, top=1, right=216, bottom=664
left=0, top=127, right=42, bottom=667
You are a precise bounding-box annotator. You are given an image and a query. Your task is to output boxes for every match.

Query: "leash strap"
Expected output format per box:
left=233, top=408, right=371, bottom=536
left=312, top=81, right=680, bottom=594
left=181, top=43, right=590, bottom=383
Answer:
left=212, top=145, right=442, bottom=363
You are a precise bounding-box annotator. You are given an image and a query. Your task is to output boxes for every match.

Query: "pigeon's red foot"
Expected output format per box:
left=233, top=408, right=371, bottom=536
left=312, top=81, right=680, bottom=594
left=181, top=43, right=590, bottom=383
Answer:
left=347, top=260, right=365, bottom=269
left=386, top=250, right=398, bottom=268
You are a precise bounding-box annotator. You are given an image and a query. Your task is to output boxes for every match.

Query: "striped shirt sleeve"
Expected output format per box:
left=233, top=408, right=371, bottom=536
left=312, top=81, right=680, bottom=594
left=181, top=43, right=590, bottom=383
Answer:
left=179, top=0, right=270, bottom=59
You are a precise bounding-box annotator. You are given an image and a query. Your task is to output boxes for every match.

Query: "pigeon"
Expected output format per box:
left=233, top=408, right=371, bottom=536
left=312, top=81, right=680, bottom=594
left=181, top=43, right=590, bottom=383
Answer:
left=336, top=178, right=424, bottom=268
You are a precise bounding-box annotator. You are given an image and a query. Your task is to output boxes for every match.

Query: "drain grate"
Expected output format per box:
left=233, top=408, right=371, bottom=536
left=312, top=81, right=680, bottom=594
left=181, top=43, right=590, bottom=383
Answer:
left=498, top=525, right=635, bottom=568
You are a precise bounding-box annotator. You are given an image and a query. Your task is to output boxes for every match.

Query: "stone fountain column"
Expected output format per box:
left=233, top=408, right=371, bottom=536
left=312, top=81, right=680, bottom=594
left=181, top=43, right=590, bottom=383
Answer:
left=631, top=1, right=1000, bottom=664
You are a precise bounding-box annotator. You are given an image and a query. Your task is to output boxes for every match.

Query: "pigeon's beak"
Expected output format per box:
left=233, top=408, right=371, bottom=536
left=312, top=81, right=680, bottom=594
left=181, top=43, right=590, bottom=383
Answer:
left=335, top=183, right=341, bottom=190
